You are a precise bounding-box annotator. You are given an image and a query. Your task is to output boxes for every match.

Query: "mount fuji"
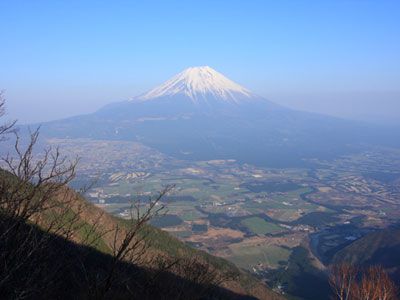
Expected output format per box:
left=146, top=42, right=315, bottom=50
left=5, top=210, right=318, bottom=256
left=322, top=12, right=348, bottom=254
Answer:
left=136, top=66, right=256, bottom=103
left=39, top=66, right=399, bottom=167
left=96, top=66, right=281, bottom=119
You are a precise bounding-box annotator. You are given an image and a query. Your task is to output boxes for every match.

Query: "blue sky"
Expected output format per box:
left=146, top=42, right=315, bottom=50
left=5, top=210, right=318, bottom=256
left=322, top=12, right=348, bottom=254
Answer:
left=1, top=0, right=399, bottom=124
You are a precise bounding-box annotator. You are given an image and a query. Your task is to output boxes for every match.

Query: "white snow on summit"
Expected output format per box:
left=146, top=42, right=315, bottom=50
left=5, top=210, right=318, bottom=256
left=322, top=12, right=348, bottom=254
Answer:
left=135, top=66, right=256, bottom=104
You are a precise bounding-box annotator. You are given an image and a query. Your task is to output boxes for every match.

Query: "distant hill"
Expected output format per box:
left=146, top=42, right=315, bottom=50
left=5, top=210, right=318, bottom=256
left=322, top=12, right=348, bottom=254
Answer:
left=0, top=170, right=282, bottom=300
left=333, top=228, right=400, bottom=281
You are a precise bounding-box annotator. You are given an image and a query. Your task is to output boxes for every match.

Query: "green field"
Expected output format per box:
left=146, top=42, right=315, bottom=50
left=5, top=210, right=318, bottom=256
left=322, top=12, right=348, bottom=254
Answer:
left=181, top=210, right=205, bottom=221
left=164, top=201, right=206, bottom=221
left=241, top=217, right=284, bottom=235
left=150, top=214, right=183, bottom=227
left=242, top=181, right=301, bottom=193
left=228, top=244, right=291, bottom=270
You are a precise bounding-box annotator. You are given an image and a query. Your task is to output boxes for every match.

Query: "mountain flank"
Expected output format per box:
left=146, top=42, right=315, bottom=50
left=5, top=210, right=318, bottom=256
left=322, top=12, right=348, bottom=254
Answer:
left=38, top=66, right=400, bottom=168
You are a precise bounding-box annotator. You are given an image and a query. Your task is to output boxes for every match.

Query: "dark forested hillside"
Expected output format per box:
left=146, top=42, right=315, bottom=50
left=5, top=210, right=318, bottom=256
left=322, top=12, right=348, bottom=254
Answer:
left=333, top=228, right=400, bottom=281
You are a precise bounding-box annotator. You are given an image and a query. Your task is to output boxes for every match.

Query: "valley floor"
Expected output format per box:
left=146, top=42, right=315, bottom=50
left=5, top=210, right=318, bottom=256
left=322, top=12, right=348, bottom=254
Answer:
left=48, top=138, right=400, bottom=299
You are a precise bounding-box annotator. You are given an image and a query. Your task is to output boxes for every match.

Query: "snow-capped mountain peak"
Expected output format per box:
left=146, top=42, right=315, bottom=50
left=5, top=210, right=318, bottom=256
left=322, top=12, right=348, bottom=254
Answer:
left=135, top=66, right=257, bottom=104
